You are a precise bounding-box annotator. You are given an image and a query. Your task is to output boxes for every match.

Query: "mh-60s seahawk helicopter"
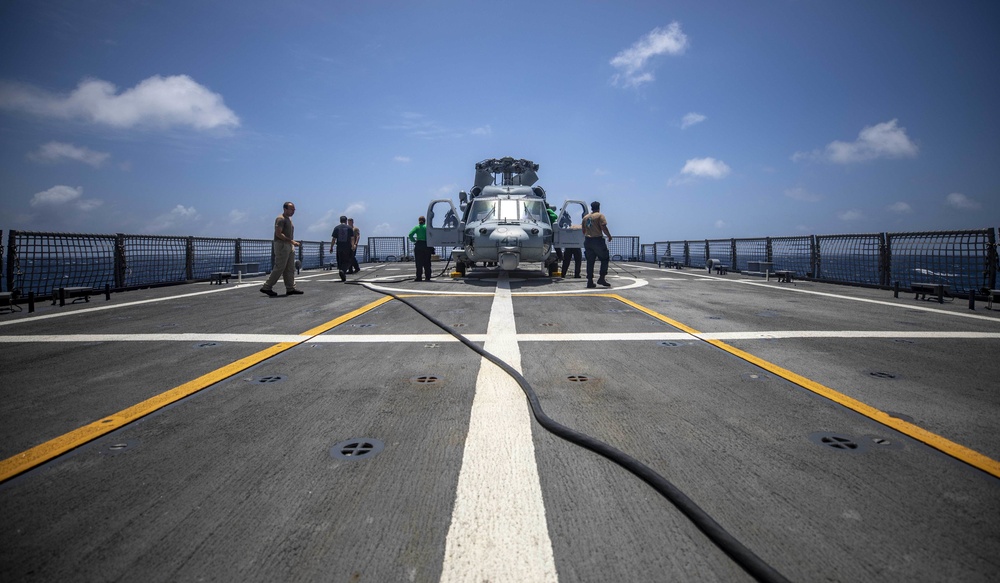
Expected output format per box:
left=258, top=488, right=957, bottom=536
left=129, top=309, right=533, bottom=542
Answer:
left=426, top=157, right=588, bottom=276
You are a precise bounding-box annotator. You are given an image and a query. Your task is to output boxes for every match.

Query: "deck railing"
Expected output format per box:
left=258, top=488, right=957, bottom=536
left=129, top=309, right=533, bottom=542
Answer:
left=3, top=228, right=998, bottom=300
left=649, top=229, right=998, bottom=296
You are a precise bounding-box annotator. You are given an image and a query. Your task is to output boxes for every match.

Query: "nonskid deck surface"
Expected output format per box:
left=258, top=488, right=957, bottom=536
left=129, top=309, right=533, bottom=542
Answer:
left=1, top=262, right=998, bottom=582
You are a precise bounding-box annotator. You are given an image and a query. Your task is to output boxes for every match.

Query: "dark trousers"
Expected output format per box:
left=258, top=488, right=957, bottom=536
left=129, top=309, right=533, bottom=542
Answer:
left=414, top=240, right=432, bottom=280
left=336, top=243, right=353, bottom=276
left=561, top=247, right=582, bottom=277
left=584, top=237, right=609, bottom=282
left=349, top=253, right=360, bottom=273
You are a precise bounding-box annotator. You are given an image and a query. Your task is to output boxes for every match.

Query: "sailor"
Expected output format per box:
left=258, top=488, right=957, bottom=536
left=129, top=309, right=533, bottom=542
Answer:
left=582, top=201, right=612, bottom=288
left=408, top=216, right=432, bottom=282
left=561, top=245, right=582, bottom=279
left=546, top=204, right=559, bottom=225
left=546, top=204, right=563, bottom=265
left=348, top=218, right=361, bottom=274
left=260, top=201, right=302, bottom=297
left=330, top=216, right=353, bottom=283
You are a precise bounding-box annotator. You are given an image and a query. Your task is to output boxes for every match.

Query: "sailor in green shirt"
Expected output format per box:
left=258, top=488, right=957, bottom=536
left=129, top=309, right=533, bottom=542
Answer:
left=546, top=205, right=558, bottom=225
left=408, top=216, right=431, bottom=281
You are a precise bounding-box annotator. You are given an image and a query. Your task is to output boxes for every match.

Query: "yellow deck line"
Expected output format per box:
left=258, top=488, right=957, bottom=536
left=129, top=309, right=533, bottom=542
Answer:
left=612, top=294, right=1000, bottom=478
left=0, top=296, right=393, bottom=484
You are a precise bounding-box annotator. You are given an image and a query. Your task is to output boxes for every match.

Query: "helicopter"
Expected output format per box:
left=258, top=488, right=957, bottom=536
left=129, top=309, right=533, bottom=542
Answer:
left=425, top=157, right=589, bottom=276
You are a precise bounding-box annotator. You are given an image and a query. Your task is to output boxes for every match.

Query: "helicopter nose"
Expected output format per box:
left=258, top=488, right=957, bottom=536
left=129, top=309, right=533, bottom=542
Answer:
left=498, top=252, right=519, bottom=270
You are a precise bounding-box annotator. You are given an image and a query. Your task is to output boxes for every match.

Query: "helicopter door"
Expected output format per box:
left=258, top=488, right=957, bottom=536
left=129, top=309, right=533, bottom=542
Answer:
left=426, top=199, right=462, bottom=247
left=552, top=200, right=588, bottom=248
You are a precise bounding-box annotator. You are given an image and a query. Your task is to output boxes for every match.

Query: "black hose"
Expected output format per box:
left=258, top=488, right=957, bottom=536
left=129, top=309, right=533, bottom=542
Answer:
left=353, top=281, right=792, bottom=583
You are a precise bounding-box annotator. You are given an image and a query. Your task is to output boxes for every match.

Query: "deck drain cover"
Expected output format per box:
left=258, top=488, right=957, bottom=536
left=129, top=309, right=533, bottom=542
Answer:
left=869, top=371, right=897, bottom=379
left=250, top=375, right=286, bottom=384
left=100, top=439, right=140, bottom=455
left=658, top=341, right=682, bottom=347
left=541, top=322, right=557, bottom=327
left=330, top=438, right=384, bottom=461
left=350, top=323, right=375, bottom=328
left=411, top=375, right=441, bottom=384
left=865, top=434, right=904, bottom=450
left=567, top=375, right=589, bottom=382
left=194, top=341, right=219, bottom=348
left=809, top=432, right=866, bottom=452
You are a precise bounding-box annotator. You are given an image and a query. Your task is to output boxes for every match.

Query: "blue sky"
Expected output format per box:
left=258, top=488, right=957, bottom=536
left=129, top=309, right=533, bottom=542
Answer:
left=1, top=0, right=997, bottom=244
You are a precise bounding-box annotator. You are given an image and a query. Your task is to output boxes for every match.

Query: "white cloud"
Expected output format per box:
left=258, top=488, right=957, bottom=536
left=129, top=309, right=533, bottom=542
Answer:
left=681, top=157, right=730, bottom=179
left=308, top=203, right=367, bottom=234
left=610, top=22, right=688, bottom=88
left=887, top=201, right=913, bottom=213
left=436, top=185, right=458, bottom=197
left=370, top=222, right=393, bottom=236
left=714, top=220, right=727, bottom=229
left=393, top=156, right=411, bottom=163
left=146, top=204, right=199, bottom=233
left=793, top=119, right=918, bottom=163
left=308, top=210, right=339, bottom=234
left=30, top=185, right=103, bottom=211
left=383, top=111, right=448, bottom=138
left=228, top=209, right=249, bottom=224
left=837, top=209, right=864, bottom=221
left=945, top=192, right=981, bottom=210
left=681, top=112, right=706, bottom=129
left=382, top=111, right=476, bottom=139
left=0, top=75, right=239, bottom=130
left=29, top=141, right=110, bottom=167
left=593, top=168, right=609, bottom=176
left=75, top=199, right=104, bottom=212
left=31, top=185, right=83, bottom=206
left=784, top=187, right=822, bottom=202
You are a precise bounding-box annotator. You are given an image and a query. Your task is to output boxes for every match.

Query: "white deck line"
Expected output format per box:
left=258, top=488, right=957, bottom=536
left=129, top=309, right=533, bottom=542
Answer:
left=439, top=274, right=557, bottom=583
left=625, top=264, right=1000, bottom=324
left=3, top=331, right=999, bottom=344
left=5, top=265, right=998, bottom=327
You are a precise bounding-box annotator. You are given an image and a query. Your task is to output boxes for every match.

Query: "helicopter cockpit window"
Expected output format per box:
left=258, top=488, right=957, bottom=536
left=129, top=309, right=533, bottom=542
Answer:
left=469, top=200, right=496, bottom=222
left=521, top=200, right=545, bottom=223
left=498, top=199, right=519, bottom=221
